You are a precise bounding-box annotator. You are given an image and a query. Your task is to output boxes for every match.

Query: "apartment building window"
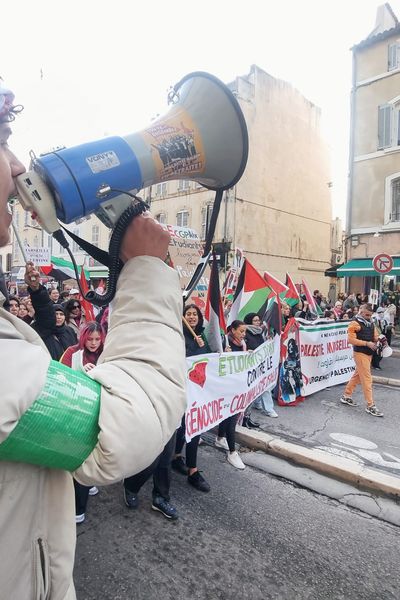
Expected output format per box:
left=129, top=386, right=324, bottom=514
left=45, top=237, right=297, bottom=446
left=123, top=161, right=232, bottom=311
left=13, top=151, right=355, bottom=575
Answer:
left=388, top=42, right=400, bottom=70
left=155, top=213, right=167, bottom=224
left=178, top=180, right=190, bottom=191
left=92, top=224, right=100, bottom=247
left=156, top=182, right=167, bottom=196
left=176, top=209, right=189, bottom=228
left=201, top=203, right=213, bottom=239
left=391, top=177, right=400, bottom=222
left=378, top=104, right=393, bottom=148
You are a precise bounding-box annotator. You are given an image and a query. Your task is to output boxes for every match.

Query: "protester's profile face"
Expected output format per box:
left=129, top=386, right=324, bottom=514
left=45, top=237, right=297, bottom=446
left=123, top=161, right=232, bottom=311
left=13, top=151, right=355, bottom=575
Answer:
left=85, top=331, right=102, bottom=353
left=185, top=307, right=199, bottom=327
left=50, top=288, right=59, bottom=302
left=9, top=299, right=19, bottom=316
left=232, top=324, right=246, bottom=340
left=55, top=310, right=65, bottom=326
left=0, top=122, right=25, bottom=247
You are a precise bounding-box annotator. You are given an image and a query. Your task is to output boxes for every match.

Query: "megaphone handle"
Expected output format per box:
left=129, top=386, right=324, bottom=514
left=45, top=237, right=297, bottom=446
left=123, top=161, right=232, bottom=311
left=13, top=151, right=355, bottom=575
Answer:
left=203, top=189, right=223, bottom=256
left=182, top=253, right=211, bottom=302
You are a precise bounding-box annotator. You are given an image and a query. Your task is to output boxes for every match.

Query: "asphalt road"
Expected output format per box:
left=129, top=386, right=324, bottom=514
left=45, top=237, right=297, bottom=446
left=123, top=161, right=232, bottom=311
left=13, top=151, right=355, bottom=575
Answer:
left=74, top=443, right=400, bottom=600
left=252, top=357, right=400, bottom=477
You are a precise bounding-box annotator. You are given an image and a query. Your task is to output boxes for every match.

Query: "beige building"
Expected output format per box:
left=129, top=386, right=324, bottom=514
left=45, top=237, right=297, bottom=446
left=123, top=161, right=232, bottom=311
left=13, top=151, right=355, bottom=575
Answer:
left=342, top=3, right=400, bottom=290
left=148, top=64, right=332, bottom=293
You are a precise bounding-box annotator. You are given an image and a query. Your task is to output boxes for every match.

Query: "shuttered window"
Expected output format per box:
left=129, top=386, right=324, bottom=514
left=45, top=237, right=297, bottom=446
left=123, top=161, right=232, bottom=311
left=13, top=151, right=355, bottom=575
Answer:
left=388, top=43, right=399, bottom=70
left=378, top=105, right=392, bottom=149
left=391, top=178, right=400, bottom=222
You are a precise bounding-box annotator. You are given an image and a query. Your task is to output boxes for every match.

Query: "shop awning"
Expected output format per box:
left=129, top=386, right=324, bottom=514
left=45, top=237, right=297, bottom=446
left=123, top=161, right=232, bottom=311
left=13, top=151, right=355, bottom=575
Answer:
left=337, top=258, right=400, bottom=277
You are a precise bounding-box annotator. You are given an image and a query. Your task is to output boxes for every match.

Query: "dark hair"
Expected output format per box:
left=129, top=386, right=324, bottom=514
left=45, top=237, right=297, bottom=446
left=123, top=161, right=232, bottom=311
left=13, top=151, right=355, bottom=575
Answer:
left=183, top=303, right=204, bottom=334
left=324, top=310, right=333, bottom=318
left=227, top=319, right=245, bottom=332
left=60, top=290, right=70, bottom=300
left=64, top=298, right=82, bottom=320
left=9, top=295, right=20, bottom=306
left=243, top=312, right=259, bottom=324
left=360, top=303, right=373, bottom=312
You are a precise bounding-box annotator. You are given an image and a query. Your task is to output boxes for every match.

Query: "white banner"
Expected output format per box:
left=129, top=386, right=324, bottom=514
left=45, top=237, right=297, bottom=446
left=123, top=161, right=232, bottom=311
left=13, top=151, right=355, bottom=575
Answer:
left=298, top=320, right=355, bottom=395
left=24, top=246, right=50, bottom=266
left=185, top=338, right=280, bottom=441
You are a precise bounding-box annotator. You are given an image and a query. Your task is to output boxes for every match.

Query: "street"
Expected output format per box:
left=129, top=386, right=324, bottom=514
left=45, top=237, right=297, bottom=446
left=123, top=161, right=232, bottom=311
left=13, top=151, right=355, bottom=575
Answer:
left=250, top=356, right=400, bottom=477
left=74, top=442, right=400, bottom=600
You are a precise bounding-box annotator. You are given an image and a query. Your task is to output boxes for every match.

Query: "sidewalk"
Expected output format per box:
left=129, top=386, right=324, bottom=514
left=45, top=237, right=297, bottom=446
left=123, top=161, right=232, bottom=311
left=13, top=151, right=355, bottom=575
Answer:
left=236, top=355, right=400, bottom=498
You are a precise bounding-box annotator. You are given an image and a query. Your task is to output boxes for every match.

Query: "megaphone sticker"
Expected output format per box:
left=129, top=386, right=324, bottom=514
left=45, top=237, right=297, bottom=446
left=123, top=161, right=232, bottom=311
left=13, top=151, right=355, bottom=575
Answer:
left=141, top=107, right=205, bottom=181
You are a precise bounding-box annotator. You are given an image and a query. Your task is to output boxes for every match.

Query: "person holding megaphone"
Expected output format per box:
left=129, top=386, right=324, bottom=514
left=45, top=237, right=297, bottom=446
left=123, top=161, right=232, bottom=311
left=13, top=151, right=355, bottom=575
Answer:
left=0, top=82, right=186, bottom=599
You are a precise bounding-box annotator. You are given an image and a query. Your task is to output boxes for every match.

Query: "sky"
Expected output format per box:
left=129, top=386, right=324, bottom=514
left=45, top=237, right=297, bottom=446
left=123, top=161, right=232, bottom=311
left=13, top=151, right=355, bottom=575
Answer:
left=3, top=0, right=399, bottom=226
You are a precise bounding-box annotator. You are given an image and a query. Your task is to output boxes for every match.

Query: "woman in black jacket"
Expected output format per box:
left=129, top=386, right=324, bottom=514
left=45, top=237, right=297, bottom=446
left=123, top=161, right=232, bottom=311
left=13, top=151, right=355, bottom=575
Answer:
left=214, top=320, right=247, bottom=470
left=28, top=280, right=77, bottom=360
left=172, top=303, right=211, bottom=493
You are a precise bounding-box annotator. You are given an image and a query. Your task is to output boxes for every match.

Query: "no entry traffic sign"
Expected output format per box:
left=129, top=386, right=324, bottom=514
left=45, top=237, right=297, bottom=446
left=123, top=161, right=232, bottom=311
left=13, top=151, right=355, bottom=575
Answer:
left=372, top=253, right=393, bottom=274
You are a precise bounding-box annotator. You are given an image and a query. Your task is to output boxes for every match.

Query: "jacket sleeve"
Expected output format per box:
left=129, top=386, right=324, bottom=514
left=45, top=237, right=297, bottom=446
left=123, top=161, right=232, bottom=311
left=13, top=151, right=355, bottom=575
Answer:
left=74, top=256, right=187, bottom=486
left=29, top=285, right=56, bottom=337
left=348, top=321, right=367, bottom=347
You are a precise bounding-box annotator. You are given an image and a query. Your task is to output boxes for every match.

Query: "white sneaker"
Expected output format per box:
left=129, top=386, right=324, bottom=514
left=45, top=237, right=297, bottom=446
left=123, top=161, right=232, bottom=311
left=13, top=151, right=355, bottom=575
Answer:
left=264, top=409, right=278, bottom=418
left=76, top=513, right=85, bottom=524
left=227, top=451, right=245, bottom=470
left=215, top=437, right=229, bottom=451
left=88, top=486, right=99, bottom=496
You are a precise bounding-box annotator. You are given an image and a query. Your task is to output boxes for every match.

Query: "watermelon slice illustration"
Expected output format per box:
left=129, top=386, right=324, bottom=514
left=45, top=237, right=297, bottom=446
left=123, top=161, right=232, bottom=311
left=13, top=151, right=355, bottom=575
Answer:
left=188, top=359, right=208, bottom=388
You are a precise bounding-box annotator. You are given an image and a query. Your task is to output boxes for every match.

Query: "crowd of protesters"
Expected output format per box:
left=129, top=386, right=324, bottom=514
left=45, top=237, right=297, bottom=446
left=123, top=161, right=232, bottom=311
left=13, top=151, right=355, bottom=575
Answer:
left=3, top=268, right=398, bottom=521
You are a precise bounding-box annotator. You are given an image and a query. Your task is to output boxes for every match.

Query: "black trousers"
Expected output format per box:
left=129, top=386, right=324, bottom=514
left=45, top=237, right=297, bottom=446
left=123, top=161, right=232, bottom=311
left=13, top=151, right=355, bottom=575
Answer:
left=124, top=433, right=176, bottom=502
left=218, top=415, right=238, bottom=452
left=74, top=481, right=90, bottom=516
left=175, top=415, right=200, bottom=469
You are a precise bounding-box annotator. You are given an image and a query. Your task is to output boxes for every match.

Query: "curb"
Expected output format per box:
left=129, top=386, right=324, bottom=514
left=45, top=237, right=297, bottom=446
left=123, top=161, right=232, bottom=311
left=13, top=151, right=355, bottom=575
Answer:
left=236, top=426, right=400, bottom=498
left=372, top=375, right=400, bottom=387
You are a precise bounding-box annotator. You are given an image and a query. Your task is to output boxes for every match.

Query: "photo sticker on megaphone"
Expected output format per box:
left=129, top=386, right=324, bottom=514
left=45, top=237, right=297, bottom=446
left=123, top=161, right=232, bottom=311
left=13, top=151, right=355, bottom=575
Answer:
left=141, top=110, right=205, bottom=182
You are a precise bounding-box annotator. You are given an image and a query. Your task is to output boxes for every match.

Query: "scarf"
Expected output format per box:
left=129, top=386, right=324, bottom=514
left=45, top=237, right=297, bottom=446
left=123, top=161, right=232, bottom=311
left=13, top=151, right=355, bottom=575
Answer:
left=246, top=325, right=263, bottom=336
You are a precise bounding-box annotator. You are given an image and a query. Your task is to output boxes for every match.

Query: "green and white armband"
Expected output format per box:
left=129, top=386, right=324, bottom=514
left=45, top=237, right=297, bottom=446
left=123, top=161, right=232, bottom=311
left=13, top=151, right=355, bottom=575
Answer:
left=0, top=360, right=100, bottom=471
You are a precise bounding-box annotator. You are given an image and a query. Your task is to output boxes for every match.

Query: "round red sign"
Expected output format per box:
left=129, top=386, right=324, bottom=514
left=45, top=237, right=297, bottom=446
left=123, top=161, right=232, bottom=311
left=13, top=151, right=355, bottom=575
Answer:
left=372, top=253, right=393, bottom=274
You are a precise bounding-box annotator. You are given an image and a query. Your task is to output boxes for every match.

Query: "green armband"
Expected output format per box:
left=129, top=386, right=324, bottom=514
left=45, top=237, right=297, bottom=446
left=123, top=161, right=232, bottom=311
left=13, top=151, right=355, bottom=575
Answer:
left=0, top=360, right=100, bottom=471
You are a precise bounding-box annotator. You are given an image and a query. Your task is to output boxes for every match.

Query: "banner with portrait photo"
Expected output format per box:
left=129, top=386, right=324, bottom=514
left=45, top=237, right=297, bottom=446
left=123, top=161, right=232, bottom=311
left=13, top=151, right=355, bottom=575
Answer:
left=297, top=319, right=355, bottom=395
left=278, top=318, right=305, bottom=406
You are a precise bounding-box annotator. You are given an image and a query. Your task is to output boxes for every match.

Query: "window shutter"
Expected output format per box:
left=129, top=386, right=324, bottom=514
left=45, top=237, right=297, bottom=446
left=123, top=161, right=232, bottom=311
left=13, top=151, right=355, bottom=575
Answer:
left=388, top=43, right=398, bottom=70
left=378, top=105, right=392, bottom=148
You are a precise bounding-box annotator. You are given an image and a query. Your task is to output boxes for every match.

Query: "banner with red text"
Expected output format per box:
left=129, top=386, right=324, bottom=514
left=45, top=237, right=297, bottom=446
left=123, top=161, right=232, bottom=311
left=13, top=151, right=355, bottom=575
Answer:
left=298, top=319, right=355, bottom=395
left=185, top=338, right=280, bottom=441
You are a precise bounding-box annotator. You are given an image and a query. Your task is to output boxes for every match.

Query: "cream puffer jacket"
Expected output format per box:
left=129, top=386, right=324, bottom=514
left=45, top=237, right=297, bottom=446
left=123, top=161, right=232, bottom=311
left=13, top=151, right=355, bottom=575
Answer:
left=0, top=256, right=186, bottom=599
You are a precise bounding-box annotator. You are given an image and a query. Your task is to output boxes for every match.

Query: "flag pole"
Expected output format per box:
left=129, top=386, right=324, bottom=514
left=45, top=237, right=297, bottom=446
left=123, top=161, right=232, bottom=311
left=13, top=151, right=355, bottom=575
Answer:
left=182, top=316, right=198, bottom=340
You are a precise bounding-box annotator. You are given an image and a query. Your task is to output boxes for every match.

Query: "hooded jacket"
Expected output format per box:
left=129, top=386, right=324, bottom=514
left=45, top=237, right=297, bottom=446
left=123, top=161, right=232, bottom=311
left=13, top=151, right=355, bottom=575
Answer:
left=0, top=256, right=186, bottom=599
left=29, top=287, right=77, bottom=360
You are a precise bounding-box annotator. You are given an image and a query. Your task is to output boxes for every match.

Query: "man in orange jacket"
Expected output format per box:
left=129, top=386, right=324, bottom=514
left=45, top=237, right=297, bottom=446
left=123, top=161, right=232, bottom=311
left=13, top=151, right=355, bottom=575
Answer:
left=340, top=303, right=383, bottom=417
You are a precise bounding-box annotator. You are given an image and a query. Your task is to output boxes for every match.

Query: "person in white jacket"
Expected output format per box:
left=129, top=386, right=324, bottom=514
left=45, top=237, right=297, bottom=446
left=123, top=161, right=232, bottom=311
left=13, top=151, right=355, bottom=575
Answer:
left=0, top=83, right=186, bottom=598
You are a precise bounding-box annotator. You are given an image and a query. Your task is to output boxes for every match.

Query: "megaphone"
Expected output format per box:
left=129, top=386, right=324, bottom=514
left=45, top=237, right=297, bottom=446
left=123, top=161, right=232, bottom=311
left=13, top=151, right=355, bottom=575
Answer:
left=16, top=71, right=248, bottom=233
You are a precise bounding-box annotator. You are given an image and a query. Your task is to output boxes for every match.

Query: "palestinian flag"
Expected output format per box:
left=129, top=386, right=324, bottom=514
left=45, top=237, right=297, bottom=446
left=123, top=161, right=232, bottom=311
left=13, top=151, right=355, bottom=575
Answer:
left=41, top=256, right=89, bottom=281
left=301, top=278, right=323, bottom=316
left=263, top=270, right=289, bottom=301
left=285, top=273, right=301, bottom=308
left=204, top=254, right=226, bottom=352
left=260, top=291, right=282, bottom=335
left=227, top=259, right=271, bottom=324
